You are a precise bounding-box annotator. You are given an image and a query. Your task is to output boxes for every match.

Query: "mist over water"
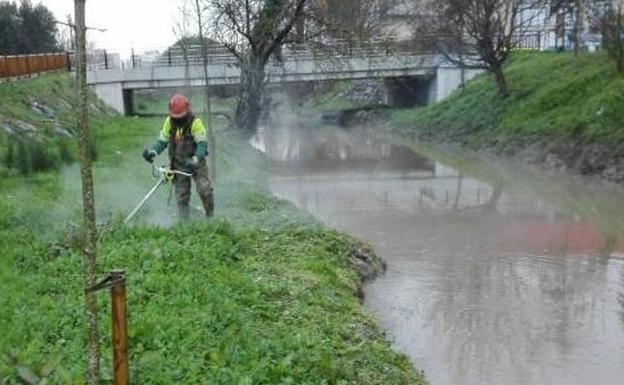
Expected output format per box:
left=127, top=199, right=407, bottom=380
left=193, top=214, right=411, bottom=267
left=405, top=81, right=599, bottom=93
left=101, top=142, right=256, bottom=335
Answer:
left=253, top=123, right=624, bottom=385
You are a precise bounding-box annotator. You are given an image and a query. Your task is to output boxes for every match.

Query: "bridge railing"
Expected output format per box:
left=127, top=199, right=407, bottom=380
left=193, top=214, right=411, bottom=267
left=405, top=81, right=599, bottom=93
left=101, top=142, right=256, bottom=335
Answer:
left=84, top=38, right=441, bottom=71
left=83, top=33, right=543, bottom=72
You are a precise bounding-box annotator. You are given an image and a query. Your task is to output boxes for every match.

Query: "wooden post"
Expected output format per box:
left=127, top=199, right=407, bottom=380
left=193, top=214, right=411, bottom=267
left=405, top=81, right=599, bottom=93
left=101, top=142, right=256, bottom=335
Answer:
left=110, top=270, right=129, bottom=385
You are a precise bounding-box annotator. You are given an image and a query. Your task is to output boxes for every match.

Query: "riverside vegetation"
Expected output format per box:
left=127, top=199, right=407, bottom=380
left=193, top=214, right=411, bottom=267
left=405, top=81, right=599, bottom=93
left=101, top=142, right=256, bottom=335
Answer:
left=0, top=74, right=424, bottom=384
left=390, top=52, right=624, bottom=182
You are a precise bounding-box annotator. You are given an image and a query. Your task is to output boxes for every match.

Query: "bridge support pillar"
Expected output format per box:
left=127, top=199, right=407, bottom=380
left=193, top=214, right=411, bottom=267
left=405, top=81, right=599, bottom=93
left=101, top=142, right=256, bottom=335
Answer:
left=91, top=82, right=126, bottom=115
left=433, top=67, right=482, bottom=102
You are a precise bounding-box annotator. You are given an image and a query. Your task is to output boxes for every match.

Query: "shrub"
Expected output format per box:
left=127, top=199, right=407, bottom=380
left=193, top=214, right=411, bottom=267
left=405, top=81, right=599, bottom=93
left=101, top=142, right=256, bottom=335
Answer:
left=4, top=138, right=15, bottom=169
left=11, top=138, right=61, bottom=175
left=57, top=139, right=74, bottom=164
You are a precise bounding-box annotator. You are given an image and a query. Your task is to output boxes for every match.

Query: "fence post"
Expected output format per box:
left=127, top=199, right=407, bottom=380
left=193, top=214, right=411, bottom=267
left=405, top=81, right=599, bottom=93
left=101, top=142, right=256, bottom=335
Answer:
left=110, top=270, right=129, bottom=385
left=104, top=50, right=109, bottom=70
left=86, top=270, right=130, bottom=385
left=168, top=48, right=172, bottom=66
left=131, top=48, right=136, bottom=69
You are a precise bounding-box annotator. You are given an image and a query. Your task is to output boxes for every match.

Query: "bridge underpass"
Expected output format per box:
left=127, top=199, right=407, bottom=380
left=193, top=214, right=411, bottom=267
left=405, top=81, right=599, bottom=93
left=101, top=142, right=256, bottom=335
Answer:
left=86, top=44, right=480, bottom=115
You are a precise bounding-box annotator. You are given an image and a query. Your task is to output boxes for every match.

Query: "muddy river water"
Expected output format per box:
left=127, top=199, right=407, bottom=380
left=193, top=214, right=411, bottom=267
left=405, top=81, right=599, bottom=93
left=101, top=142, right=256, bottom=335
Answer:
left=252, top=124, right=624, bottom=385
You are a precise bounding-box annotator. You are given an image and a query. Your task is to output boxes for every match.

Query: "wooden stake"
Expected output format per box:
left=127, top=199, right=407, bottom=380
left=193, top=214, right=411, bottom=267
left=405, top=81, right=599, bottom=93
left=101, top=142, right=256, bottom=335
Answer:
left=110, top=270, right=129, bottom=385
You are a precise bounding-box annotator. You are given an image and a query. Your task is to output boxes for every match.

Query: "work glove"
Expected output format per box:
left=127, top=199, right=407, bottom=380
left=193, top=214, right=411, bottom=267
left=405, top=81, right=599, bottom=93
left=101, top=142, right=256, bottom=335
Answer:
left=142, top=149, right=157, bottom=163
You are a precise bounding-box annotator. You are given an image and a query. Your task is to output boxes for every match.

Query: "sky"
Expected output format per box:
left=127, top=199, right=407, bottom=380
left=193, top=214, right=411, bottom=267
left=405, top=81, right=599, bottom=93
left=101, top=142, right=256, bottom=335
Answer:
left=40, top=0, right=181, bottom=56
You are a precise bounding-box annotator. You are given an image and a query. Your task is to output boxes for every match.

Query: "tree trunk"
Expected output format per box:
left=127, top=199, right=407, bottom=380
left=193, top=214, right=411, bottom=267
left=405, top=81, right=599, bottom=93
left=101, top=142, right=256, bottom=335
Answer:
left=484, top=184, right=503, bottom=211
left=573, top=0, right=582, bottom=55
left=74, top=1, right=100, bottom=384
left=493, top=67, right=508, bottom=97
left=617, top=8, right=624, bottom=73
left=235, top=56, right=266, bottom=134
left=453, top=172, right=463, bottom=210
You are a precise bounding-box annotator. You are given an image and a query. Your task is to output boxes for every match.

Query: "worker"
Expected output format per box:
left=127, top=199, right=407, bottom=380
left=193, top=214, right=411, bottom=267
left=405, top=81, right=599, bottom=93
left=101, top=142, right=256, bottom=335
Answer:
left=142, top=94, right=214, bottom=219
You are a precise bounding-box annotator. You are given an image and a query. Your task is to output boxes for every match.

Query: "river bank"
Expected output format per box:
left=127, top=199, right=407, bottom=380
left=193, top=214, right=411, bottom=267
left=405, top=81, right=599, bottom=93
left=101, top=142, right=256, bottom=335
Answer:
left=325, top=52, right=624, bottom=183
left=308, top=52, right=624, bottom=183
left=0, top=75, right=424, bottom=384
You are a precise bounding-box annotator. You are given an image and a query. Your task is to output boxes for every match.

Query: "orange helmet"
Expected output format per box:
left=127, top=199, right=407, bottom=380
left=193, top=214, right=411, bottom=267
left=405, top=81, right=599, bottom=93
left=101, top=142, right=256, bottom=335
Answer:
left=168, top=94, right=190, bottom=118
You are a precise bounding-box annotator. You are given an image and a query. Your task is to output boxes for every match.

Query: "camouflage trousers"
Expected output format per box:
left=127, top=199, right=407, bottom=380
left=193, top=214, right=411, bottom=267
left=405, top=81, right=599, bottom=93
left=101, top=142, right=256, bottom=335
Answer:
left=173, top=163, right=214, bottom=219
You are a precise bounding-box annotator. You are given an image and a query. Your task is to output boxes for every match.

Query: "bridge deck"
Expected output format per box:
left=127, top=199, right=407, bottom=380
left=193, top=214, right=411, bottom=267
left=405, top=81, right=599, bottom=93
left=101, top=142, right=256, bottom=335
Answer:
left=87, top=54, right=440, bottom=89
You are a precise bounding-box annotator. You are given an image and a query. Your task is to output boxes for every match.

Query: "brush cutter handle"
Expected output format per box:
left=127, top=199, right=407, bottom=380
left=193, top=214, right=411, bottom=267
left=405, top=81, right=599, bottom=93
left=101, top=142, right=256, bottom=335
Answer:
left=152, top=165, right=193, bottom=179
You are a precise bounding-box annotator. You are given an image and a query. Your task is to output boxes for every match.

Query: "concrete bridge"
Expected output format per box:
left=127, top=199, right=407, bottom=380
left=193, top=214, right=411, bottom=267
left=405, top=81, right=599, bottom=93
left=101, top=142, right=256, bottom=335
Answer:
left=86, top=43, right=479, bottom=115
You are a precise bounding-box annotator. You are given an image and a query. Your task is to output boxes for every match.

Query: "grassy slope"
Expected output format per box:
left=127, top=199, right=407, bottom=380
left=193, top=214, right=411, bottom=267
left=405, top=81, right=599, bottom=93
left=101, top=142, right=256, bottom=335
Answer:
left=0, top=73, right=112, bottom=169
left=0, top=73, right=112, bottom=176
left=0, top=73, right=78, bottom=127
left=0, top=75, right=423, bottom=384
left=392, top=52, right=624, bottom=149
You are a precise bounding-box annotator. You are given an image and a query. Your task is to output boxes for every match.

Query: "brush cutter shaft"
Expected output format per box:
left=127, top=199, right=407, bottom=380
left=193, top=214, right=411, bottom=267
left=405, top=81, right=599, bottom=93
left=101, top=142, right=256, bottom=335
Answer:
left=124, top=166, right=193, bottom=224
left=124, top=179, right=166, bottom=224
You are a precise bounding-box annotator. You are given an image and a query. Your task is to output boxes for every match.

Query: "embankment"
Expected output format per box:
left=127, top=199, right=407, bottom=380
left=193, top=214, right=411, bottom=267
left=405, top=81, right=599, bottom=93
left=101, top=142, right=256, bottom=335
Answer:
left=0, top=74, right=424, bottom=384
left=388, top=52, right=624, bottom=183
left=0, top=73, right=112, bottom=176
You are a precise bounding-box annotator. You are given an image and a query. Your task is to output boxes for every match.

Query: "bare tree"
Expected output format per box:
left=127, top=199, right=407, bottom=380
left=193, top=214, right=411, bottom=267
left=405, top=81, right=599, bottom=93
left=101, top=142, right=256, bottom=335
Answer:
left=173, top=1, right=194, bottom=91
left=310, top=0, right=387, bottom=40
left=572, top=0, right=586, bottom=54
left=600, top=1, right=624, bottom=72
left=426, top=0, right=546, bottom=96
left=553, top=0, right=592, bottom=54
left=204, top=0, right=308, bottom=133
left=191, top=0, right=217, bottom=178
left=73, top=0, right=100, bottom=384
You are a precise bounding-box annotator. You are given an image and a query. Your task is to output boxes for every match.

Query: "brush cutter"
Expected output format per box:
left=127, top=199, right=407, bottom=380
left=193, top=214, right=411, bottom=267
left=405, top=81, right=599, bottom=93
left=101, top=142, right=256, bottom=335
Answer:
left=124, top=165, right=192, bottom=224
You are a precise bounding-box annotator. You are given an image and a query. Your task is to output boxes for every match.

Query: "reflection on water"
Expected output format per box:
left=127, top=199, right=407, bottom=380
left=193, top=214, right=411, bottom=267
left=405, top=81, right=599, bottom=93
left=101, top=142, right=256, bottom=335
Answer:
left=254, top=125, right=624, bottom=385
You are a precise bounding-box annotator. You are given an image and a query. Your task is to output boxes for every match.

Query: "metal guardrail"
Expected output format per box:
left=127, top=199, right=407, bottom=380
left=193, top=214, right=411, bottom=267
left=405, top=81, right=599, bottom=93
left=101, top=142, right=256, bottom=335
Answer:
left=0, top=52, right=70, bottom=79
left=513, top=32, right=543, bottom=50
left=84, top=38, right=441, bottom=71
left=83, top=33, right=544, bottom=72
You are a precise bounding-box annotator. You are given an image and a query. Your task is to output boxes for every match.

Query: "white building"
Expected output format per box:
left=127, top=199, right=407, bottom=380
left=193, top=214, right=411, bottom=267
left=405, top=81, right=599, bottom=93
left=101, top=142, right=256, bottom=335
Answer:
left=379, top=0, right=616, bottom=51
left=517, top=0, right=614, bottom=51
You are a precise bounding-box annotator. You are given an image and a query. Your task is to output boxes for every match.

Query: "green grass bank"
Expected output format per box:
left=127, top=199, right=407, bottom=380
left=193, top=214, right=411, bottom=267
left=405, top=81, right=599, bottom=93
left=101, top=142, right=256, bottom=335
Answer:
left=0, top=75, right=424, bottom=384
left=390, top=52, right=624, bottom=182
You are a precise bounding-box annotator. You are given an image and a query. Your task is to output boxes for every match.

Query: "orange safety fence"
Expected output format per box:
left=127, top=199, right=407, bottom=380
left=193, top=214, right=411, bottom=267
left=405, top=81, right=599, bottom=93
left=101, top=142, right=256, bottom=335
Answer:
left=0, top=52, right=69, bottom=79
